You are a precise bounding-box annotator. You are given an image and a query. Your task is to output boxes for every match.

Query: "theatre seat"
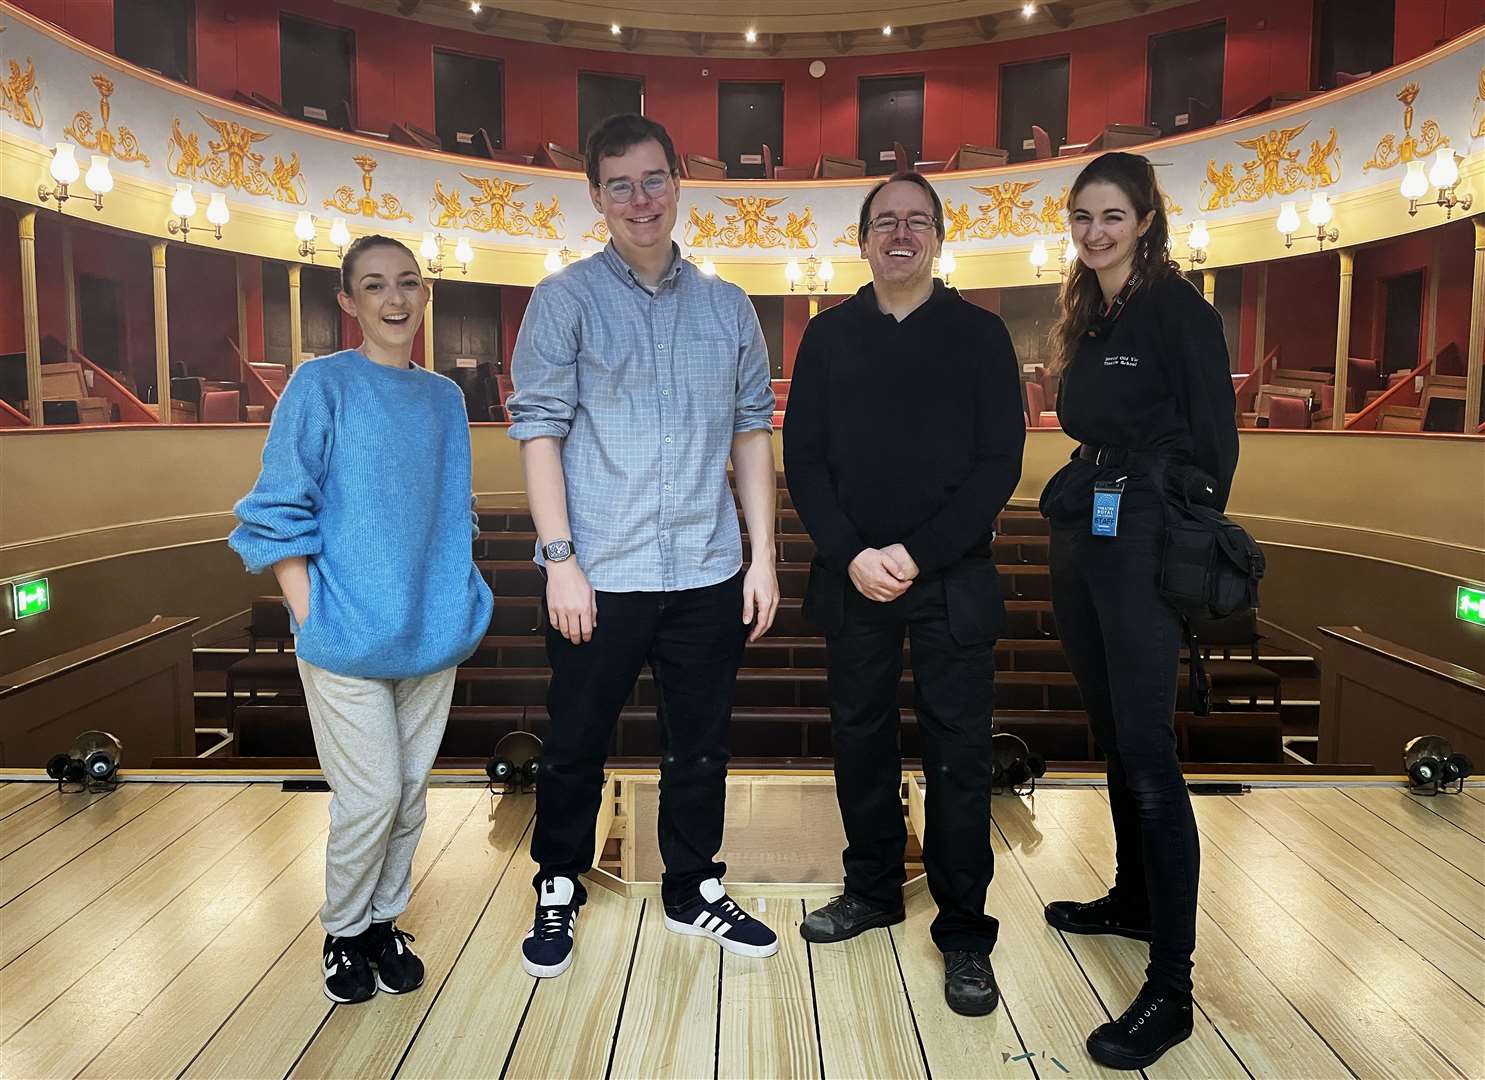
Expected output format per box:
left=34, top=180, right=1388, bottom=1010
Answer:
left=1265, top=393, right=1311, bottom=429
left=200, top=389, right=241, bottom=423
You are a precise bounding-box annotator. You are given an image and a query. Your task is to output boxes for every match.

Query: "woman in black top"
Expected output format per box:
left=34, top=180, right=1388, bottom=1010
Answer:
left=1038, top=153, right=1237, bottom=1071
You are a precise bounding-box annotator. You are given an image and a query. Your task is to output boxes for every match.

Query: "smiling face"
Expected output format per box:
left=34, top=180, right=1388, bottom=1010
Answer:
left=861, top=179, right=941, bottom=292
left=336, top=243, right=427, bottom=362
left=1069, top=179, right=1155, bottom=281
left=589, top=138, right=679, bottom=263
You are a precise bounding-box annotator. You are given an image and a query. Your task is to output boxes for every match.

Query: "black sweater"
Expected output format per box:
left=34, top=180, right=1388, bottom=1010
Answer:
left=1054, top=273, right=1239, bottom=510
left=783, top=282, right=1025, bottom=575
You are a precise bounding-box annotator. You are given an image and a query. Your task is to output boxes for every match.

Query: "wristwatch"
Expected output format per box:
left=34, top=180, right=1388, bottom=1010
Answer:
left=541, top=538, right=575, bottom=562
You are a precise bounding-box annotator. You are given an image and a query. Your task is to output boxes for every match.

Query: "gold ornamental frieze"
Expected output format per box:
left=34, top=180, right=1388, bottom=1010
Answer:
left=167, top=112, right=306, bottom=203
left=1363, top=82, right=1448, bottom=171
left=64, top=74, right=148, bottom=163
left=323, top=154, right=413, bottom=221
left=1199, top=122, right=1340, bottom=212
left=1, top=48, right=41, bottom=129
left=685, top=196, right=817, bottom=249
left=1472, top=70, right=1484, bottom=139
left=430, top=174, right=565, bottom=238
left=581, top=220, right=611, bottom=244
left=939, top=181, right=1069, bottom=243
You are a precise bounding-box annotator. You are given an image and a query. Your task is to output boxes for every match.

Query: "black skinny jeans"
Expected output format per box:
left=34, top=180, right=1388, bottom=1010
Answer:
left=531, top=570, right=747, bottom=911
left=1049, top=497, right=1199, bottom=995
left=825, top=575, right=999, bottom=954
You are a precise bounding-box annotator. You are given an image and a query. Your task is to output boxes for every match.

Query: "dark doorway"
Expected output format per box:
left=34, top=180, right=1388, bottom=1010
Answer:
left=1380, top=269, right=1424, bottom=379
left=719, top=82, right=784, bottom=179
left=435, top=51, right=504, bottom=156
left=578, top=73, right=643, bottom=154
left=79, top=274, right=124, bottom=374
left=1000, top=57, right=1069, bottom=162
left=434, top=281, right=504, bottom=419
left=263, top=263, right=291, bottom=367
left=114, top=0, right=194, bottom=83
left=1148, top=21, right=1225, bottom=134
left=1314, top=0, right=1394, bottom=89
left=301, top=267, right=342, bottom=359
left=280, top=15, right=354, bottom=129
left=750, top=296, right=785, bottom=378
left=858, top=75, right=923, bottom=176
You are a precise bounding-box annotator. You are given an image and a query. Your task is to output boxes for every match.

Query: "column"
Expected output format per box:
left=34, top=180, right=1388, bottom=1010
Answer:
left=1201, top=269, right=1216, bottom=305
left=1331, top=249, right=1354, bottom=431
left=287, top=263, right=303, bottom=372
left=1466, top=217, right=1485, bottom=431
left=18, top=210, right=42, bottom=425
left=235, top=257, right=250, bottom=381
left=1251, top=265, right=1268, bottom=372
left=152, top=240, right=172, bottom=424
left=62, top=226, right=79, bottom=354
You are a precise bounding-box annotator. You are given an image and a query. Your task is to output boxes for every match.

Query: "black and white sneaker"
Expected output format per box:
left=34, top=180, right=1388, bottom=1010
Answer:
left=322, top=933, right=376, bottom=1004
left=663, top=878, right=778, bottom=958
left=360, top=921, right=424, bottom=994
left=521, top=876, right=581, bottom=978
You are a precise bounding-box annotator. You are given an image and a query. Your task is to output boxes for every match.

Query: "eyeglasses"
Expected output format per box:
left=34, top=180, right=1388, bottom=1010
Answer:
left=868, top=213, right=938, bottom=234
left=600, top=173, right=674, bottom=203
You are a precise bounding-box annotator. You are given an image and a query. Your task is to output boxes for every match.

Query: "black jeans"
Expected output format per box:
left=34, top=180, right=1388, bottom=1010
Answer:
left=825, top=574, right=999, bottom=954
left=531, top=570, right=747, bottom=911
left=1049, top=498, right=1199, bottom=996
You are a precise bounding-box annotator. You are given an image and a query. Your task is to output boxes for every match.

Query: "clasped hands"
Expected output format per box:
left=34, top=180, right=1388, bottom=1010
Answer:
left=849, top=543, right=920, bottom=602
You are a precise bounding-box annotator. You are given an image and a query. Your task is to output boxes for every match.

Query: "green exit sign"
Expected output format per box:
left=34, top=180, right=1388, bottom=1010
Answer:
left=1458, top=586, right=1485, bottom=626
left=12, top=578, right=49, bottom=619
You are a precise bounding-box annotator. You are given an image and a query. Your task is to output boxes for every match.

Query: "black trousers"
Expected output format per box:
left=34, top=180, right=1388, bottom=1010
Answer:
left=824, top=575, right=999, bottom=954
left=531, top=570, right=747, bottom=911
left=1049, top=498, right=1199, bottom=996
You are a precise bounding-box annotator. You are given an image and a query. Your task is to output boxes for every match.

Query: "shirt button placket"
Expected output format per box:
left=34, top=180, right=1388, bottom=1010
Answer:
left=656, top=310, right=675, bottom=590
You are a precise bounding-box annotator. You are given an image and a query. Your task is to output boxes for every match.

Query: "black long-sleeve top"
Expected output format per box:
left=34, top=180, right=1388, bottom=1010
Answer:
left=1054, top=273, right=1239, bottom=510
left=783, top=282, right=1026, bottom=575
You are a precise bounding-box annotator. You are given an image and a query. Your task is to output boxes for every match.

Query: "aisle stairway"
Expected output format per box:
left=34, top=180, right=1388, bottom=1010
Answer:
left=195, top=475, right=1312, bottom=765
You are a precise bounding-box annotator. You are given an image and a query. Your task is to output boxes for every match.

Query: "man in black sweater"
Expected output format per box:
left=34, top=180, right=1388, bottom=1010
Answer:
left=782, top=172, right=1025, bottom=1017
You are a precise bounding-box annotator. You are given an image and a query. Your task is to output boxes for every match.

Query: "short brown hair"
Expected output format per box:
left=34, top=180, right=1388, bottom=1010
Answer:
left=857, top=171, right=945, bottom=250
left=584, top=114, right=679, bottom=188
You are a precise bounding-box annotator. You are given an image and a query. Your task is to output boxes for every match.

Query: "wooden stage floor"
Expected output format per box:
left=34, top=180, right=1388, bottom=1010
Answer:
left=1, top=779, right=1481, bottom=1079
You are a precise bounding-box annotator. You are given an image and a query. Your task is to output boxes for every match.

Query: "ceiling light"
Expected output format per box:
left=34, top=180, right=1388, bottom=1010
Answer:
left=469, top=2, right=480, bottom=12
left=611, top=23, right=621, bottom=35
left=745, top=28, right=757, bottom=43
left=883, top=25, right=893, bottom=36
left=1022, top=2, right=1036, bottom=16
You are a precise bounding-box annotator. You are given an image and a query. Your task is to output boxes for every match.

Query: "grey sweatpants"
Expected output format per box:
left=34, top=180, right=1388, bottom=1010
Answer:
left=297, top=657, right=458, bottom=938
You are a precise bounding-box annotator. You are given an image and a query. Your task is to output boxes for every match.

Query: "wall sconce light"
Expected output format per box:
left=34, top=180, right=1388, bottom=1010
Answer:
left=422, top=232, right=445, bottom=276
left=684, top=251, right=718, bottom=276
left=1030, top=237, right=1051, bottom=278
left=295, top=211, right=318, bottom=258
left=935, top=247, right=956, bottom=285
left=1186, top=220, right=1209, bottom=267
left=454, top=236, right=474, bottom=274
left=543, top=246, right=582, bottom=275
left=39, top=143, right=110, bottom=212
left=204, top=193, right=230, bottom=240
left=329, top=217, right=351, bottom=259
left=1402, top=149, right=1472, bottom=218
left=786, top=254, right=833, bottom=293
left=1278, top=195, right=1339, bottom=250
left=167, top=182, right=198, bottom=239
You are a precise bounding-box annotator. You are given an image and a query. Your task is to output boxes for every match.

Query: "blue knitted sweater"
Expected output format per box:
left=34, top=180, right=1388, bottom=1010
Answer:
left=229, top=350, right=493, bottom=678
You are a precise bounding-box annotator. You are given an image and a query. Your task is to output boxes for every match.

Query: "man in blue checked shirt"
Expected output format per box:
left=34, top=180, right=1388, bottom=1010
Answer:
left=506, top=114, right=780, bottom=979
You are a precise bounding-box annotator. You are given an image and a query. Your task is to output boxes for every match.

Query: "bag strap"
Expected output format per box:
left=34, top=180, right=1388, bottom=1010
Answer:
left=1184, top=618, right=1212, bottom=717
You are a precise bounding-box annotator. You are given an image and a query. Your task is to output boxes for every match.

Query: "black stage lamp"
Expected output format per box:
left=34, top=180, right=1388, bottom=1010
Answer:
left=487, top=731, right=542, bottom=792
left=1404, top=735, right=1471, bottom=795
left=991, top=733, right=1046, bottom=794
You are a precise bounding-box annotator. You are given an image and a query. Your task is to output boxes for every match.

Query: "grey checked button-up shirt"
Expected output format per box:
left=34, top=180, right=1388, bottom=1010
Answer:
left=506, top=242, right=775, bottom=592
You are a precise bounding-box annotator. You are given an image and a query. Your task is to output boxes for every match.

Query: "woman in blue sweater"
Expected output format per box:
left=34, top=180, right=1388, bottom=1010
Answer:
left=229, top=235, right=493, bottom=1005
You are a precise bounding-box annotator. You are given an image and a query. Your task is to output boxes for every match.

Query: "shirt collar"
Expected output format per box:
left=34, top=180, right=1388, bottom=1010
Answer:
left=600, top=240, right=685, bottom=292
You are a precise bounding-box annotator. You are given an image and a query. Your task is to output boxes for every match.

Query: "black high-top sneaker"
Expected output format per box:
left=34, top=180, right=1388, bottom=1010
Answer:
left=360, top=921, right=424, bottom=994
left=1044, top=893, right=1153, bottom=942
left=321, top=934, right=376, bottom=1004
left=1087, top=983, right=1195, bottom=1070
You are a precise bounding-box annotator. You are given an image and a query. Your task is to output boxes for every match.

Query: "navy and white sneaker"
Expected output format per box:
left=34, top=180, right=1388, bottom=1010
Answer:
left=521, top=875, right=581, bottom=978
left=663, top=878, right=779, bottom=958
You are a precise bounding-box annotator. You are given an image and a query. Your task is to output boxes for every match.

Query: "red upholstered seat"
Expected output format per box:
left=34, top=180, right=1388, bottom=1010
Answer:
left=1031, top=125, right=1053, bottom=160
left=1266, top=394, right=1310, bottom=429
left=200, top=389, right=241, bottom=423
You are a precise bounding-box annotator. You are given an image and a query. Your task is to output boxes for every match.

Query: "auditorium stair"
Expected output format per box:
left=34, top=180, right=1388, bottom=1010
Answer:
left=192, top=475, right=1318, bottom=766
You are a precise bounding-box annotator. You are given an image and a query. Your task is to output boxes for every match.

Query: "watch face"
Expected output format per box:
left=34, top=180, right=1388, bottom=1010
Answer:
left=545, top=539, right=572, bottom=561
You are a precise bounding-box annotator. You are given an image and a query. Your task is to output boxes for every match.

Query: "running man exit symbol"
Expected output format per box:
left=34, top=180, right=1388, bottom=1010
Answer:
left=13, top=577, right=49, bottom=619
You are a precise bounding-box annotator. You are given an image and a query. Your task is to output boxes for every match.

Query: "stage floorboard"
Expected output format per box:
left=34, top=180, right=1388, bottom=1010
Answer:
left=1, top=781, right=1481, bottom=1079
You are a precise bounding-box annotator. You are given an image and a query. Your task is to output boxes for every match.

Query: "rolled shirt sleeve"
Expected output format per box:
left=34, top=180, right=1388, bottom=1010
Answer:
left=507, top=279, right=581, bottom=442
left=733, top=290, right=776, bottom=434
